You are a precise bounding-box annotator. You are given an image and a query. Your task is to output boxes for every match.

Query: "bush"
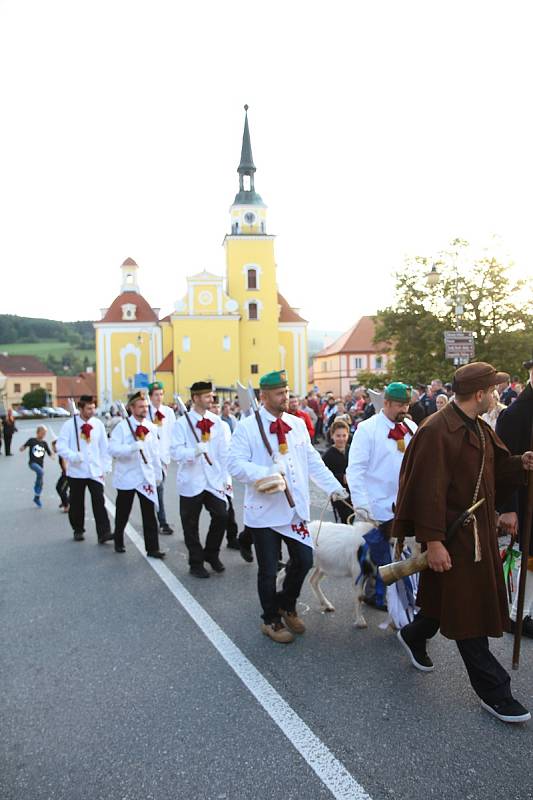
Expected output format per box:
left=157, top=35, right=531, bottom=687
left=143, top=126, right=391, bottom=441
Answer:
left=22, top=387, right=48, bottom=408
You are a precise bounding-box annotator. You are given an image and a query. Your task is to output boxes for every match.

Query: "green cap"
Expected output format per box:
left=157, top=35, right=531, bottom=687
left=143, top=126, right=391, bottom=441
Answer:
left=148, top=381, right=164, bottom=394
left=259, top=370, right=288, bottom=390
left=384, top=382, right=411, bottom=403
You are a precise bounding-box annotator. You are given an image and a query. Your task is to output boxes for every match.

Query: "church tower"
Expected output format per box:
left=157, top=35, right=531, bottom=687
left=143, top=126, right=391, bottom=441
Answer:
left=225, top=106, right=281, bottom=388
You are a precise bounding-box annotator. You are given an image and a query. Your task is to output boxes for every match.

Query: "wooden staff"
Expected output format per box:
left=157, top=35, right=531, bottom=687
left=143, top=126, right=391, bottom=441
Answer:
left=117, top=400, right=148, bottom=465
left=175, top=395, right=213, bottom=466
left=68, top=397, right=80, bottom=452
left=512, top=423, right=533, bottom=670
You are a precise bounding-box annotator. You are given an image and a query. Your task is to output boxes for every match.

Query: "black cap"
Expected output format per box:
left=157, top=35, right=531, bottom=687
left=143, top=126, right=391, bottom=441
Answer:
left=190, top=381, right=213, bottom=396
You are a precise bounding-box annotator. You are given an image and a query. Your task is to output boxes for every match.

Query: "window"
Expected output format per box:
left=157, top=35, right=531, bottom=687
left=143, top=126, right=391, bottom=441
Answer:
left=248, top=302, right=258, bottom=320
left=223, top=336, right=230, bottom=351
left=30, top=383, right=40, bottom=391
left=375, top=356, right=383, bottom=369
left=14, top=383, right=21, bottom=393
left=251, top=364, right=259, bottom=374
left=182, top=336, right=191, bottom=352
left=247, top=269, right=257, bottom=290
left=46, top=383, right=52, bottom=391
left=321, top=362, right=328, bottom=372
left=352, top=357, right=363, bottom=370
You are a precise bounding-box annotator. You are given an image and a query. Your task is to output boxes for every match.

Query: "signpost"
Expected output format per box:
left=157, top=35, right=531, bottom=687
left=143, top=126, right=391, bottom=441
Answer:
left=444, top=331, right=475, bottom=365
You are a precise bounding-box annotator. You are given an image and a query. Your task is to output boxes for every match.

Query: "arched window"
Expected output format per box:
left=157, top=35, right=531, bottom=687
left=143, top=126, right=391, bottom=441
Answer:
left=248, top=302, right=258, bottom=321
left=247, top=268, right=257, bottom=290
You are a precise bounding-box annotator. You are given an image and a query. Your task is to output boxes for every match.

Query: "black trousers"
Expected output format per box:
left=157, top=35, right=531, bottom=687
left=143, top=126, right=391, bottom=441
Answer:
left=67, top=477, right=111, bottom=538
left=403, top=614, right=512, bottom=704
left=226, top=496, right=239, bottom=541
left=114, top=489, right=160, bottom=554
left=3, top=433, right=13, bottom=455
left=156, top=473, right=168, bottom=527
left=179, top=491, right=227, bottom=566
left=56, top=474, right=70, bottom=508
left=249, top=527, right=314, bottom=623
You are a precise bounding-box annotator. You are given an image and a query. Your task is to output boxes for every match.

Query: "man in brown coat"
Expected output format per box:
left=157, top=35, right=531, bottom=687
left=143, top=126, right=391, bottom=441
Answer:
left=393, top=362, right=533, bottom=724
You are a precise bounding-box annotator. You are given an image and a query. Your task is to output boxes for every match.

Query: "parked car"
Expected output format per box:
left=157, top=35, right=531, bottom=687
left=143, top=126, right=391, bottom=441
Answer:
left=53, top=407, right=70, bottom=417
left=41, top=406, right=60, bottom=417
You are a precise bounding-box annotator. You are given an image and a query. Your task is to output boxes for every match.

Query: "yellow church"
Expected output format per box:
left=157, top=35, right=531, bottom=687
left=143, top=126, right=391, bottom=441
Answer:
left=95, top=107, right=308, bottom=406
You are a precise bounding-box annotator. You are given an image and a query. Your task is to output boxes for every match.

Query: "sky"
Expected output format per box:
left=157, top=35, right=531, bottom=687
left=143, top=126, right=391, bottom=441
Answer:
left=1, top=0, right=532, bottom=334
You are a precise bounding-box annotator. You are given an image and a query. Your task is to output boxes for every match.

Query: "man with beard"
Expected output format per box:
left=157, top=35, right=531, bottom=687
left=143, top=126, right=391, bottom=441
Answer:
left=347, top=382, right=416, bottom=610
left=393, top=362, right=533, bottom=724
left=496, top=354, right=533, bottom=639
left=228, top=370, right=346, bottom=644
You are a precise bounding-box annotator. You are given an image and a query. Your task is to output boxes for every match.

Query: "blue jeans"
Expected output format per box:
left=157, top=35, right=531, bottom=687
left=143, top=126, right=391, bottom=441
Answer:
left=248, top=527, right=314, bottom=623
left=29, top=463, right=44, bottom=496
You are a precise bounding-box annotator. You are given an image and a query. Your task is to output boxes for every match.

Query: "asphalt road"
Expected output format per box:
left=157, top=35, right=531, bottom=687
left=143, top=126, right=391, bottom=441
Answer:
left=1, top=419, right=532, bottom=800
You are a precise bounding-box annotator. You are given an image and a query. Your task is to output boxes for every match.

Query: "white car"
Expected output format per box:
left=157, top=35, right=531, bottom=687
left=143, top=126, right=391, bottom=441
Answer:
left=53, top=407, right=70, bottom=417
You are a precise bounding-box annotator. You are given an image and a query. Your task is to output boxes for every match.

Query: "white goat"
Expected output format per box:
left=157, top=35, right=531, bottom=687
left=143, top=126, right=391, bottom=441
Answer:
left=278, top=520, right=374, bottom=628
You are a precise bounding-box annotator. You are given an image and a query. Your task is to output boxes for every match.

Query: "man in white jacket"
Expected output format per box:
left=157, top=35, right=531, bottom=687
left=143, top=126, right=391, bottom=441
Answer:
left=147, top=381, right=175, bottom=535
left=109, top=391, right=165, bottom=559
left=56, top=395, right=112, bottom=543
left=170, top=381, right=228, bottom=579
left=346, top=382, right=416, bottom=610
left=228, top=370, right=347, bottom=644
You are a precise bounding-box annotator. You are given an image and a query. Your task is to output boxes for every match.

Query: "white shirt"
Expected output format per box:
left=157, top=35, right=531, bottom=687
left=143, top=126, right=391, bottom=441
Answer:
left=148, top=402, right=175, bottom=466
left=109, top=416, right=162, bottom=491
left=227, top=406, right=343, bottom=529
left=56, top=416, right=111, bottom=483
left=346, top=410, right=417, bottom=523
left=170, top=408, right=228, bottom=501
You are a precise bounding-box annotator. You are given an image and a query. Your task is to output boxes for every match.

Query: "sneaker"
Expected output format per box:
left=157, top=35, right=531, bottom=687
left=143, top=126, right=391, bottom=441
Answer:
left=33, top=496, right=42, bottom=508
left=480, top=698, right=531, bottom=723
left=73, top=531, right=85, bottom=541
left=261, top=622, right=295, bottom=644
left=397, top=628, right=434, bottom=672
left=279, top=608, right=306, bottom=634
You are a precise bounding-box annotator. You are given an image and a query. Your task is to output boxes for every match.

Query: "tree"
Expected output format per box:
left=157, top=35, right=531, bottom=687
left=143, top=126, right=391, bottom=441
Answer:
left=353, top=370, right=393, bottom=390
left=375, top=239, right=533, bottom=384
left=22, top=387, right=47, bottom=408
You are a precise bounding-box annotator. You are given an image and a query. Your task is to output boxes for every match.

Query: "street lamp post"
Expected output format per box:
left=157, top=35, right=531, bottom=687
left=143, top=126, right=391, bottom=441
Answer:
left=426, top=257, right=470, bottom=366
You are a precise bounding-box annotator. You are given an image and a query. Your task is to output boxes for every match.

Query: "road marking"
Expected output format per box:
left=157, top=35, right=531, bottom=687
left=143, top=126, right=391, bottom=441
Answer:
left=104, top=495, right=372, bottom=800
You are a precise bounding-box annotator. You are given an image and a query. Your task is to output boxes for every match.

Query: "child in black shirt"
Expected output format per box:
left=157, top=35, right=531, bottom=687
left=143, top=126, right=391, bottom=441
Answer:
left=20, top=425, right=53, bottom=508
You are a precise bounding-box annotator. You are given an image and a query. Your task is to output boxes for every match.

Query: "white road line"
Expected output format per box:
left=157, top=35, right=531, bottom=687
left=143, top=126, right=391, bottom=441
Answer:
left=104, top=495, right=372, bottom=800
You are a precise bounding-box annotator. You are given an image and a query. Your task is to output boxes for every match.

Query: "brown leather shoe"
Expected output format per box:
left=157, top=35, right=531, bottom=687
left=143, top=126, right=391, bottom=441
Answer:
left=261, top=622, right=294, bottom=644
left=278, top=608, right=306, bottom=634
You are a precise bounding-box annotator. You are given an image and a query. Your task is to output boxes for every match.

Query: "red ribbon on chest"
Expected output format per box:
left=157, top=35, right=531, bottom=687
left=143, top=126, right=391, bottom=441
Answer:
left=270, top=418, right=292, bottom=454
left=80, top=423, right=92, bottom=442
left=153, top=409, right=165, bottom=426
left=196, top=417, right=214, bottom=442
left=388, top=422, right=409, bottom=452
left=135, top=425, right=150, bottom=441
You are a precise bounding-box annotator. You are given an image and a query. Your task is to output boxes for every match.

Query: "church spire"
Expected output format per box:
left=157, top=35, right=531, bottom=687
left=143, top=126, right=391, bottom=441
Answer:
left=238, top=104, right=256, bottom=182
left=233, top=105, right=264, bottom=206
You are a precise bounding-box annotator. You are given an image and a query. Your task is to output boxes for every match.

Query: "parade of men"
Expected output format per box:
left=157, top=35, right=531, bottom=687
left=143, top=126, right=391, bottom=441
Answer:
left=108, top=391, right=166, bottom=558
left=4, top=10, right=533, bottom=796
left=56, top=395, right=112, bottom=542
left=228, top=370, right=347, bottom=643
left=148, top=381, right=175, bottom=535
left=393, top=362, right=533, bottom=723
left=170, top=381, right=229, bottom=578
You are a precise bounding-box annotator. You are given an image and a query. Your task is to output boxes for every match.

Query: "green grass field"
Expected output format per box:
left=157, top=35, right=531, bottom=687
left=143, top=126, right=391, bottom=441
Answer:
left=0, top=340, right=96, bottom=363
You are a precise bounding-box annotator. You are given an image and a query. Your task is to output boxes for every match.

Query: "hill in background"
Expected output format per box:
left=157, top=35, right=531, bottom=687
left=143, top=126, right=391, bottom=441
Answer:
left=0, top=315, right=95, bottom=376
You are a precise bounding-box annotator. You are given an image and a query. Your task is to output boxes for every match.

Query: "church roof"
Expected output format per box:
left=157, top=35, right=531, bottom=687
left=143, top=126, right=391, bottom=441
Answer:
left=155, top=351, right=173, bottom=372
left=315, top=316, right=386, bottom=356
left=121, top=257, right=138, bottom=266
left=99, top=291, right=159, bottom=323
left=278, top=292, right=307, bottom=323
